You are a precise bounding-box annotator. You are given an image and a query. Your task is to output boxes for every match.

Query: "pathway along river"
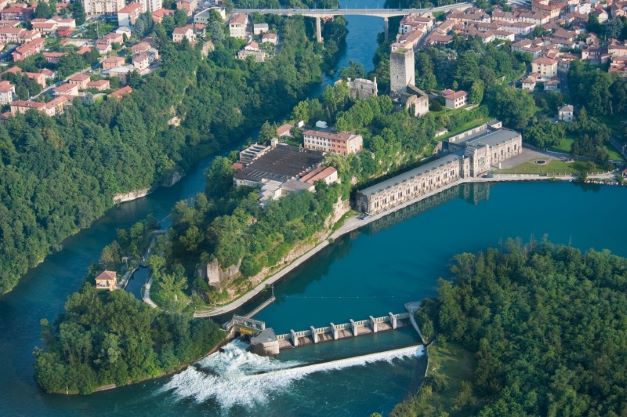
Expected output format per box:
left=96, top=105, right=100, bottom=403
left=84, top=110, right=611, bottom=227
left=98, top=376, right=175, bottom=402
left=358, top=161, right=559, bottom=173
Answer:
left=1, top=5, right=627, bottom=417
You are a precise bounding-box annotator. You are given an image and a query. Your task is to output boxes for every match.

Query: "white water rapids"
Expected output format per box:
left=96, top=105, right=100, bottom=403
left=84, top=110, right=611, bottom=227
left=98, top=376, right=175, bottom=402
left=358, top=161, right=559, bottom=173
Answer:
left=161, top=340, right=423, bottom=409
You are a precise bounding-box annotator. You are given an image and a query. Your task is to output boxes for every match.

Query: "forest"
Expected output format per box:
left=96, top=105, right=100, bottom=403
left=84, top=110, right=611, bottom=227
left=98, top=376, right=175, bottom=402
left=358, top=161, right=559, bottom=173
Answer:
left=0, top=14, right=345, bottom=294
left=34, top=283, right=223, bottom=394
left=392, top=241, right=626, bottom=417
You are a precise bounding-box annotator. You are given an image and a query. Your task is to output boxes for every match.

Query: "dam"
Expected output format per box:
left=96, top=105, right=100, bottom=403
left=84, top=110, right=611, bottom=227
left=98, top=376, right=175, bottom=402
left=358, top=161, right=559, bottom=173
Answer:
left=226, top=302, right=423, bottom=356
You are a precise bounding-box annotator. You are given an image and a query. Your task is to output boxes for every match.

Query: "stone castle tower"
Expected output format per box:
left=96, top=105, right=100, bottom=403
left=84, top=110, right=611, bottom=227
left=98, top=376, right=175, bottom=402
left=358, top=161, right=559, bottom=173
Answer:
left=389, top=46, right=415, bottom=95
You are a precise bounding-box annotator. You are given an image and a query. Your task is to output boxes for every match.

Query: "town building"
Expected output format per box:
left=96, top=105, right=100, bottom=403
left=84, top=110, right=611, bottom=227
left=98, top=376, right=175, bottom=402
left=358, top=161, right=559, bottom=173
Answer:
left=109, top=85, right=133, bottom=99
left=0, top=4, right=34, bottom=21
left=303, top=130, right=363, bottom=155
left=95, top=270, right=118, bottom=291
left=261, top=32, right=278, bottom=45
left=299, top=166, right=339, bottom=185
left=0, top=80, right=14, bottom=105
left=276, top=123, right=293, bottom=137
left=356, top=125, right=522, bottom=215
left=152, top=8, right=174, bottom=23
left=234, top=143, right=323, bottom=187
left=54, top=82, right=80, bottom=97
left=558, top=104, right=574, bottom=121
left=532, top=56, right=558, bottom=78
left=173, top=25, right=196, bottom=43
left=12, top=38, right=44, bottom=62
left=389, top=46, right=415, bottom=95
left=117, top=2, right=142, bottom=27
left=140, top=0, right=162, bottom=13
left=68, top=73, right=91, bottom=89
left=442, top=89, right=467, bottom=109
left=253, top=23, right=269, bottom=35
left=237, top=40, right=266, bottom=62
left=229, top=13, right=248, bottom=38
left=177, top=0, right=198, bottom=16
left=82, top=0, right=126, bottom=18
left=87, top=79, right=110, bottom=91
left=102, top=55, right=125, bottom=70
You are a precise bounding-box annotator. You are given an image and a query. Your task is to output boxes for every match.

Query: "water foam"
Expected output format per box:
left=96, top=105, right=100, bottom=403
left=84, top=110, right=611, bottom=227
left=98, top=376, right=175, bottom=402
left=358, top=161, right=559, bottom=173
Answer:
left=161, top=340, right=423, bottom=410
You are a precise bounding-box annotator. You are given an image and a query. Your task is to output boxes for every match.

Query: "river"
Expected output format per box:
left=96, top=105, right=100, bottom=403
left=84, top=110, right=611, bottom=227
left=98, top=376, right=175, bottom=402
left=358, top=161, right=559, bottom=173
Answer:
left=1, top=3, right=626, bottom=417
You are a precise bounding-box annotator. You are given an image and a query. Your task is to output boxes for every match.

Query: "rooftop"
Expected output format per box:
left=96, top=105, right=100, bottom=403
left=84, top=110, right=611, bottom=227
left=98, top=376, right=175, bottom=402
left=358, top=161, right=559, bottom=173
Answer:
left=359, top=153, right=462, bottom=197
left=234, top=144, right=323, bottom=184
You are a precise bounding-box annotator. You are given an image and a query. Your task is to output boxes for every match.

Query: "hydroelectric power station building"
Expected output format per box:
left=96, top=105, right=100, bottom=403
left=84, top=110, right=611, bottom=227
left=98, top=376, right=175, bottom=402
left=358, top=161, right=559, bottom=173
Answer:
left=356, top=123, right=522, bottom=215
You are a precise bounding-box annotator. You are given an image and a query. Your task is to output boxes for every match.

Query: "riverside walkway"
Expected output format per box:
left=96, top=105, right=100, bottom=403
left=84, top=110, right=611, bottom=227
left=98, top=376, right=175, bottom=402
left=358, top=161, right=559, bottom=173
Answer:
left=191, top=168, right=616, bottom=318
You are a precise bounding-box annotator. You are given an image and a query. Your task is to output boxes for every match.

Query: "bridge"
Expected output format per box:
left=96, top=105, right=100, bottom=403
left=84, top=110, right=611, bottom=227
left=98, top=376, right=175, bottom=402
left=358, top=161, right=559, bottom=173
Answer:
left=225, top=301, right=423, bottom=355
left=232, top=3, right=470, bottom=42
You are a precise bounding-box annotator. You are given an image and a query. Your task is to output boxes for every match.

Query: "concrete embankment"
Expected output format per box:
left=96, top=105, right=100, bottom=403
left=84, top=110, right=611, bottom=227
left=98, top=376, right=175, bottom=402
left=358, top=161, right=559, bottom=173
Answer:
left=193, top=172, right=621, bottom=318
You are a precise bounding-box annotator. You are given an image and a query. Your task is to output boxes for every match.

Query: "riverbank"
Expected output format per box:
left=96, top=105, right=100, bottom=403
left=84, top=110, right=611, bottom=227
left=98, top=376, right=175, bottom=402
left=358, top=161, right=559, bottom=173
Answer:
left=191, top=171, right=621, bottom=318
left=390, top=342, right=474, bottom=417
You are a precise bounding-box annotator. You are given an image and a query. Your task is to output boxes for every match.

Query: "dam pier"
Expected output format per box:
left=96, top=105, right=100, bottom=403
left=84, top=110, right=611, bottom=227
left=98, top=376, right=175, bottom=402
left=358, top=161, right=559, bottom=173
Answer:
left=225, top=303, right=421, bottom=356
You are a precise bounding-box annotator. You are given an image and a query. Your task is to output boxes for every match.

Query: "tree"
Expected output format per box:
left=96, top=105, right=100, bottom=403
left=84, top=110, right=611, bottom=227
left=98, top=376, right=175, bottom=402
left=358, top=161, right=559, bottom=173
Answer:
left=485, top=85, right=536, bottom=130
left=35, top=1, right=53, bottom=19
left=71, top=0, right=86, bottom=25
left=468, top=79, right=484, bottom=104
left=174, top=9, right=188, bottom=27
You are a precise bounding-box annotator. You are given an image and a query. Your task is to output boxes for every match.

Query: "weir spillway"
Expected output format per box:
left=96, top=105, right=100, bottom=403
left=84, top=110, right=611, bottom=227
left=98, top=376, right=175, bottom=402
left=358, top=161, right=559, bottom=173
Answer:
left=226, top=302, right=422, bottom=356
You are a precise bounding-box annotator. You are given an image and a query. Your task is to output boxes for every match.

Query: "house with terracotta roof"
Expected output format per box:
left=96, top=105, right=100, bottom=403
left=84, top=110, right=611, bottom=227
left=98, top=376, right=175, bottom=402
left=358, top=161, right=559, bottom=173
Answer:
left=0, top=4, right=34, bottom=21
left=532, top=56, right=558, bottom=78
left=558, top=104, right=574, bottom=122
left=12, top=38, right=44, bottom=61
left=303, top=130, right=363, bottom=155
left=261, top=32, right=278, bottom=45
left=95, top=270, right=117, bottom=291
left=299, top=166, right=339, bottom=185
left=441, top=89, right=467, bottom=109
left=10, top=99, right=46, bottom=116
left=237, top=40, right=266, bottom=62
left=173, top=25, right=196, bottom=43
left=152, top=8, right=174, bottom=23
left=177, top=0, right=198, bottom=16
left=0, top=80, right=14, bottom=105
left=276, top=123, right=293, bottom=137
left=109, top=85, right=133, bottom=100
left=54, top=82, right=80, bottom=97
left=42, top=51, right=66, bottom=64
left=24, top=71, right=47, bottom=88
left=132, top=52, right=150, bottom=71
left=229, top=13, right=248, bottom=39
left=87, top=79, right=110, bottom=91
left=102, top=55, right=125, bottom=70
left=68, top=73, right=91, bottom=89
left=117, top=2, right=142, bottom=27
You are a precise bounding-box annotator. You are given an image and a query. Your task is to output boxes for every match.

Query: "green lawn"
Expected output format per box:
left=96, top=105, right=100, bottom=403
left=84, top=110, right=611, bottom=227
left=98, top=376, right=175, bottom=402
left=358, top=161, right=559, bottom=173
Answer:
left=496, top=159, right=602, bottom=175
left=436, top=116, right=491, bottom=142
left=549, top=137, right=574, bottom=153
left=605, top=143, right=624, bottom=161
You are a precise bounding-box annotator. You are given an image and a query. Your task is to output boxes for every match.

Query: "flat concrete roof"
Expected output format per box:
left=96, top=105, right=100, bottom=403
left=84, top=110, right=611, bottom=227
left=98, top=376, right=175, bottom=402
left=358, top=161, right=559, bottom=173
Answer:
left=251, top=328, right=277, bottom=344
left=358, top=153, right=462, bottom=197
left=465, top=128, right=520, bottom=148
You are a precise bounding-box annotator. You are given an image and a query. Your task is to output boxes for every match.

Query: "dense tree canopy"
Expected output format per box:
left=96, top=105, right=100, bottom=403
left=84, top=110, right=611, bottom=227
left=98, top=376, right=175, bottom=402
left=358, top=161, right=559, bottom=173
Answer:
left=395, top=241, right=627, bottom=417
left=0, top=16, right=344, bottom=294
left=34, top=284, right=223, bottom=394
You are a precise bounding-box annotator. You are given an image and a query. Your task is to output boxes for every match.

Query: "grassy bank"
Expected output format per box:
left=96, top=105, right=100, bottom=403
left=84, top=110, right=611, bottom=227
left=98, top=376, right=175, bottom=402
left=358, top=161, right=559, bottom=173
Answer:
left=496, top=159, right=601, bottom=175
left=390, top=342, right=475, bottom=417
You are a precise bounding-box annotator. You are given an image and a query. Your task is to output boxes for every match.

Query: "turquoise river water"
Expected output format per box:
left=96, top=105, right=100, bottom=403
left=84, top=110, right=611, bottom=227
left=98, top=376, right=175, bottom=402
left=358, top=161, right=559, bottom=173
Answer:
left=1, top=2, right=627, bottom=417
